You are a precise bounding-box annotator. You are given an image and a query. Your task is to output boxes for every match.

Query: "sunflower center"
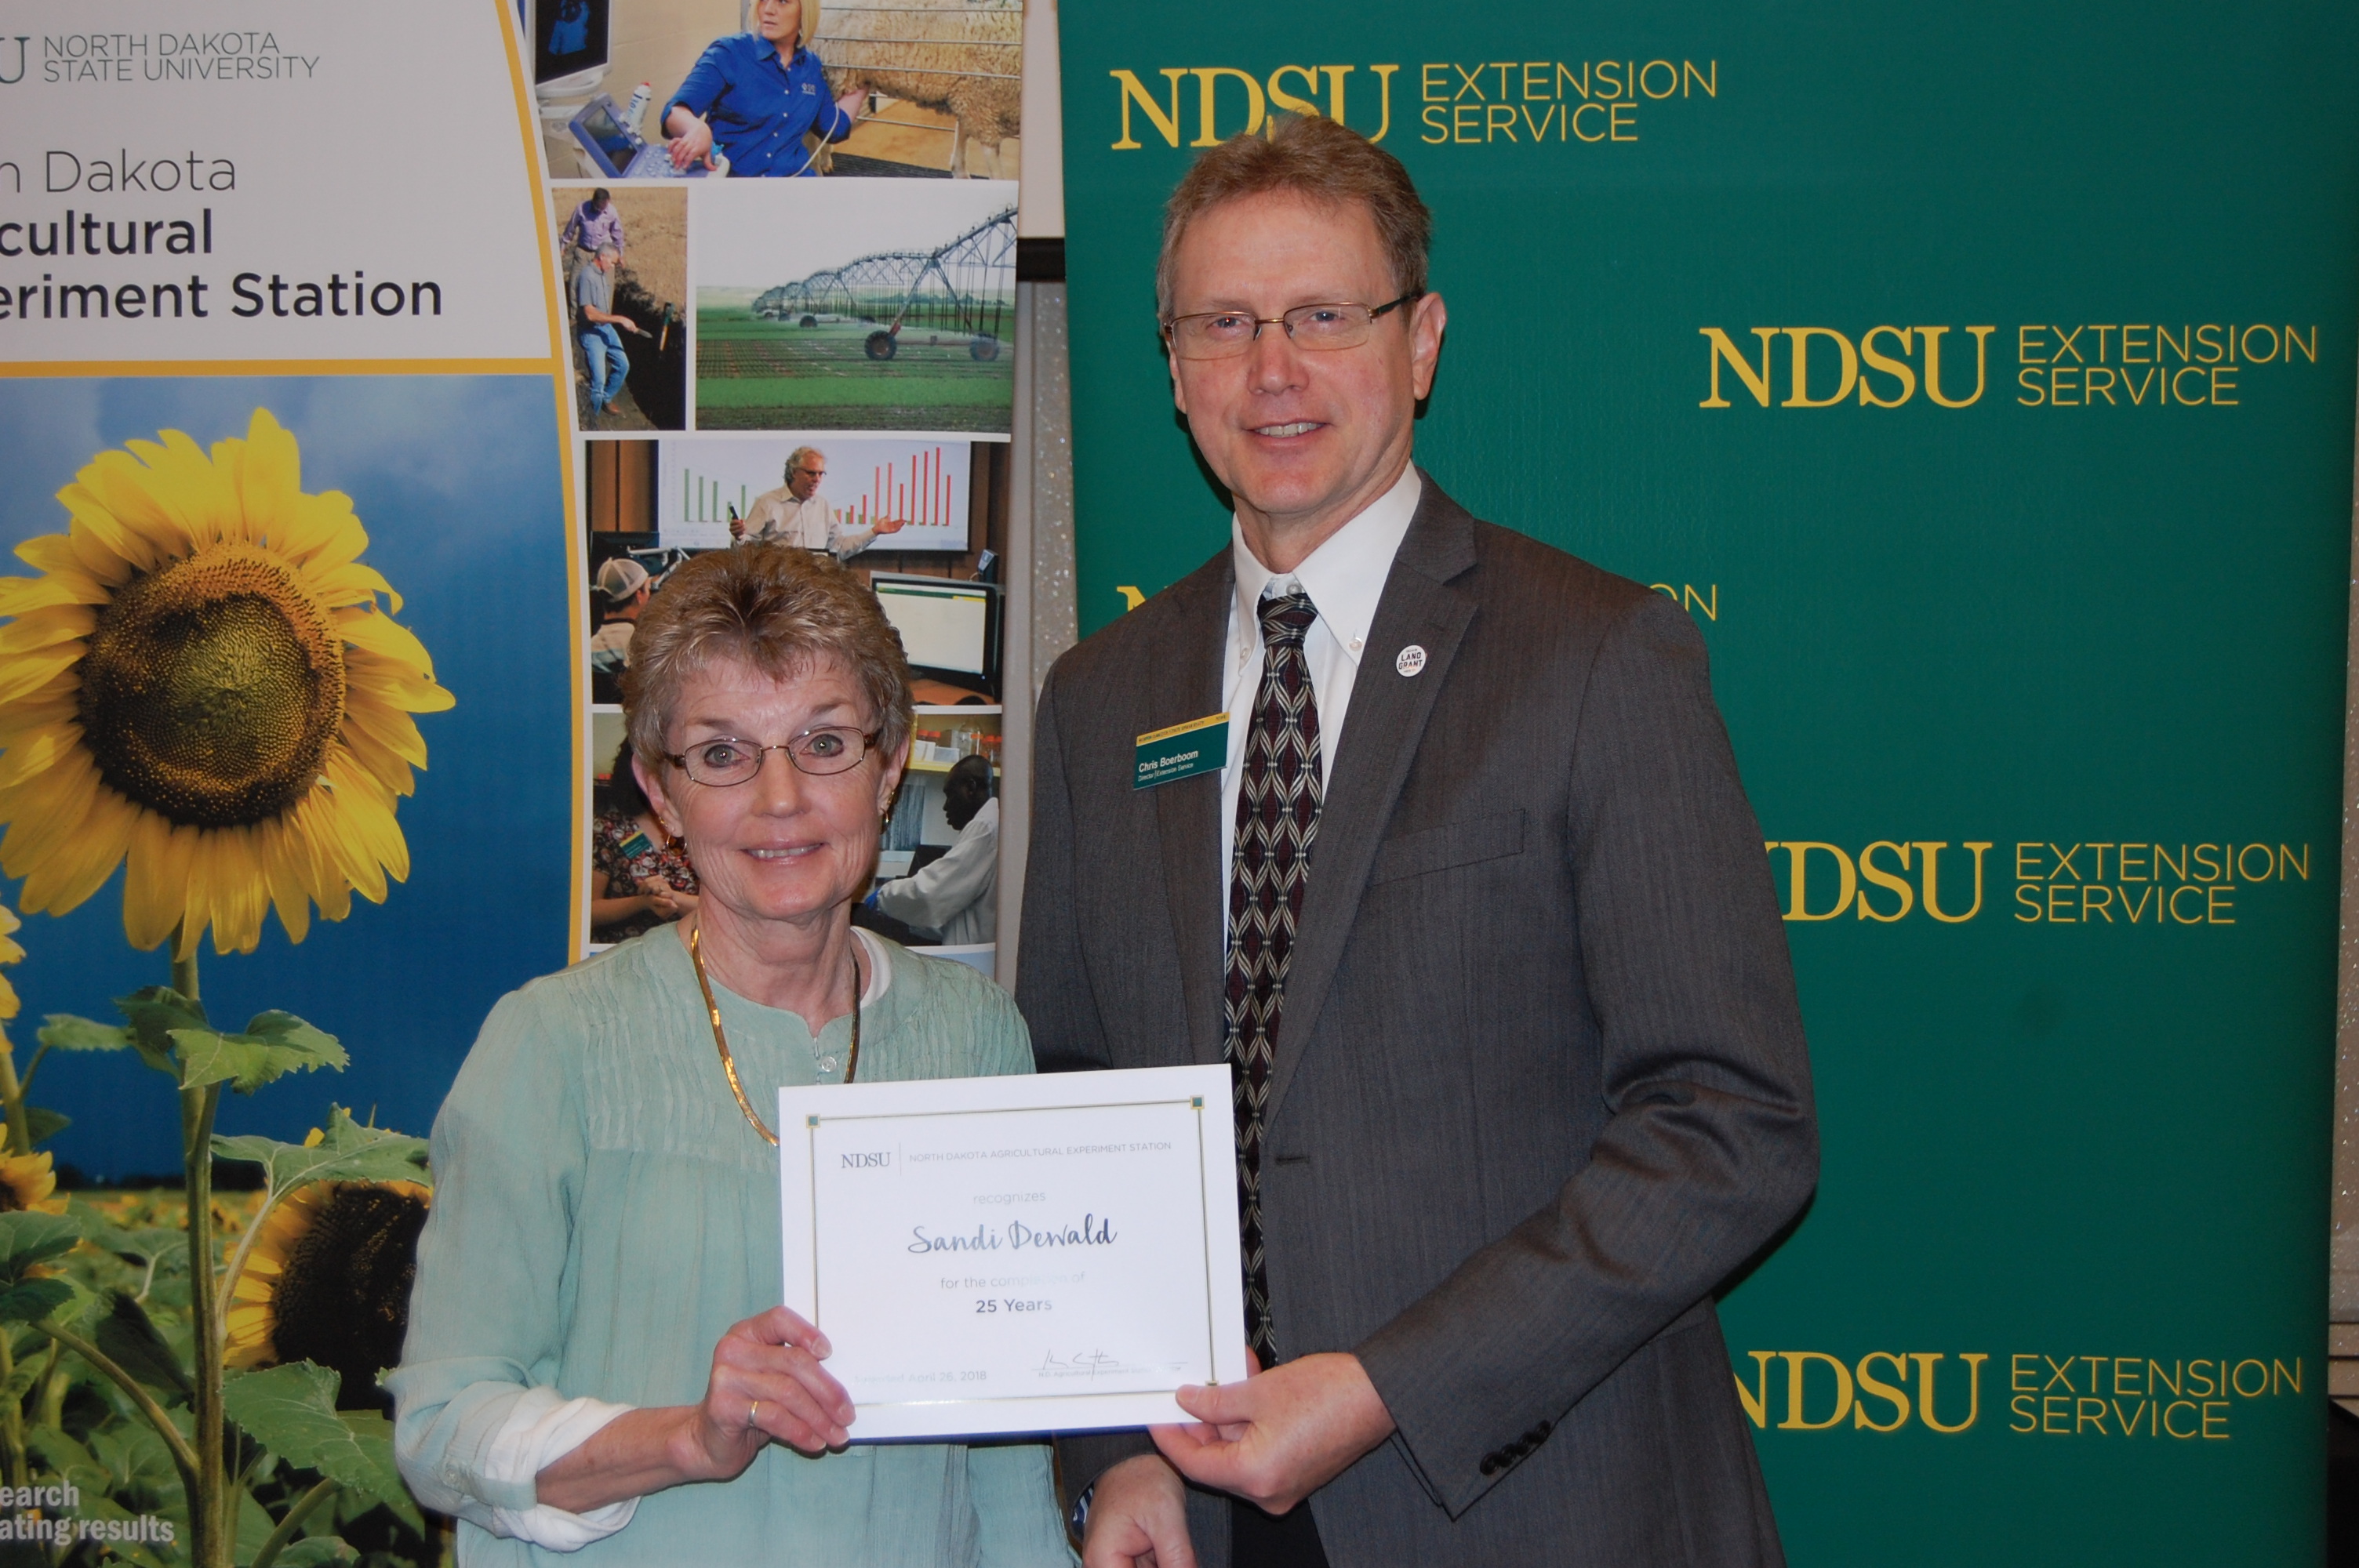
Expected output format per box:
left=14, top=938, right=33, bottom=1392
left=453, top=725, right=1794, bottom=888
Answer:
left=77, top=544, right=347, bottom=829
left=273, top=1184, right=427, bottom=1410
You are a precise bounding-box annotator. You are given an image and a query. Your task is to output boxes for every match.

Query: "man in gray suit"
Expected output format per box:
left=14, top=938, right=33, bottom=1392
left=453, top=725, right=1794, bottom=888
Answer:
left=1018, top=114, right=1816, bottom=1568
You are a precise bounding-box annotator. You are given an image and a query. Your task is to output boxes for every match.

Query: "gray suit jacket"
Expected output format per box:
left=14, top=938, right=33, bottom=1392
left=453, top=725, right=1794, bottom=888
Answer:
left=1017, top=476, right=1816, bottom=1567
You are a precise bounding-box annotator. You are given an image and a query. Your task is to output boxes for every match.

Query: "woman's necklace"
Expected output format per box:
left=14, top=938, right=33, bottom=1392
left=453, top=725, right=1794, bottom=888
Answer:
left=688, top=920, right=862, bottom=1146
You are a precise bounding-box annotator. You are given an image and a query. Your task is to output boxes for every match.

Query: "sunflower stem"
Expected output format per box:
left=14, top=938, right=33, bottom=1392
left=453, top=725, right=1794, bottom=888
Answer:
left=249, top=1475, right=337, bottom=1568
left=35, top=1324, right=200, bottom=1488
left=184, top=1076, right=230, bottom=1568
left=32, top=1338, right=62, bottom=1432
left=0, top=1327, right=27, bottom=1490
left=173, top=937, right=234, bottom=1568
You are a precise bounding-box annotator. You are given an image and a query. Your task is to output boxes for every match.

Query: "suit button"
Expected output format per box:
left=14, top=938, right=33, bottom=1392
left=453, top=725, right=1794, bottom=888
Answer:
left=1479, top=1454, right=1501, bottom=1475
left=1535, top=1420, right=1552, bottom=1438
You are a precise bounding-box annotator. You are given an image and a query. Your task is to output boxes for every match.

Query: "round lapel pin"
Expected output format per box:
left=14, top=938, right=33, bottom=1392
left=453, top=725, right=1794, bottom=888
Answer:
left=1395, top=644, right=1427, bottom=677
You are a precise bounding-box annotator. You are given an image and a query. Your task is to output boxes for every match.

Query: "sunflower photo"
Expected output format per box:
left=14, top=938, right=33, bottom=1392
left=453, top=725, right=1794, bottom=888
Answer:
left=0, top=379, right=574, bottom=1183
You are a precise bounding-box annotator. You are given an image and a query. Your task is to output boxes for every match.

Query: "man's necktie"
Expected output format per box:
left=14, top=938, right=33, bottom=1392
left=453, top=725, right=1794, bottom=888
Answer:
left=1223, top=590, right=1323, bottom=1365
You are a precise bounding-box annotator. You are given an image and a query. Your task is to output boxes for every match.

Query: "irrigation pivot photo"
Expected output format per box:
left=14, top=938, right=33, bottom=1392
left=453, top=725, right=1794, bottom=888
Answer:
left=694, top=180, right=1017, bottom=433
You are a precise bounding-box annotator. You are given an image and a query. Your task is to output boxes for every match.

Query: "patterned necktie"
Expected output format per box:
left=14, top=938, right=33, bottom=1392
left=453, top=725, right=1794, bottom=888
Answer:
left=1223, top=589, right=1323, bottom=1364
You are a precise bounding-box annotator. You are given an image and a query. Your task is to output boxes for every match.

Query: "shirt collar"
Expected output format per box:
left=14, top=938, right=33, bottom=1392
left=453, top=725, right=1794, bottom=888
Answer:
left=1230, top=463, right=1422, bottom=664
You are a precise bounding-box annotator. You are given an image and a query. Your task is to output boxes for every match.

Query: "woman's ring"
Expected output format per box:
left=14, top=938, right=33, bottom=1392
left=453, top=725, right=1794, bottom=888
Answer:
left=749, top=1399, right=761, bottom=1426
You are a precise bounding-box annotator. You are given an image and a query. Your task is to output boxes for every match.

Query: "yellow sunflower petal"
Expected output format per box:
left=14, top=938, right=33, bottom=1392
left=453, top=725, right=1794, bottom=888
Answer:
left=278, top=492, right=373, bottom=576
left=0, top=975, right=16, bottom=1022
left=333, top=724, right=417, bottom=802
left=61, top=500, right=165, bottom=584
left=0, top=746, right=112, bottom=882
left=144, top=430, right=245, bottom=551
left=80, top=448, right=201, bottom=561
left=205, top=826, right=274, bottom=956
left=345, top=657, right=458, bottom=719
left=20, top=782, right=137, bottom=917
left=0, top=568, right=106, bottom=615
left=343, top=697, right=429, bottom=768
left=0, top=646, right=81, bottom=709
left=256, top=818, right=312, bottom=946
left=304, top=768, right=396, bottom=904
left=336, top=607, right=442, bottom=680
left=228, top=410, right=306, bottom=545
left=305, top=561, right=399, bottom=610
left=0, top=693, right=79, bottom=745
left=122, top=813, right=195, bottom=953
left=0, top=721, right=75, bottom=793
left=0, top=605, right=93, bottom=654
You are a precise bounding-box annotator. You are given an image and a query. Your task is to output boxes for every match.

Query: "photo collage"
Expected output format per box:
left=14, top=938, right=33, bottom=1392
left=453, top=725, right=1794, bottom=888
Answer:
left=536, top=0, right=1018, bottom=972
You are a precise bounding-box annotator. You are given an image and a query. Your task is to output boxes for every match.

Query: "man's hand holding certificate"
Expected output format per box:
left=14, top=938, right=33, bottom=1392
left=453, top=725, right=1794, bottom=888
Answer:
left=779, top=1065, right=1249, bottom=1439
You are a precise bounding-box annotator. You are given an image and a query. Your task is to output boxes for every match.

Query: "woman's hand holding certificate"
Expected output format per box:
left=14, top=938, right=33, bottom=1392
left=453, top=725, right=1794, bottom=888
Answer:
left=779, top=1065, right=1249, bottom=1440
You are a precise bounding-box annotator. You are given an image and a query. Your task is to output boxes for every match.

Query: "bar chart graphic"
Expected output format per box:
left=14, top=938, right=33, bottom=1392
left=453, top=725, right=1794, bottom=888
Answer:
left=657, top=437, right=972, bottom=551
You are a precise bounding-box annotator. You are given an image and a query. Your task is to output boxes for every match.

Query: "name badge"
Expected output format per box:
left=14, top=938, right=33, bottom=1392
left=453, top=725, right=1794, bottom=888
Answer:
left=1133, top=713, right=1229, bottom=789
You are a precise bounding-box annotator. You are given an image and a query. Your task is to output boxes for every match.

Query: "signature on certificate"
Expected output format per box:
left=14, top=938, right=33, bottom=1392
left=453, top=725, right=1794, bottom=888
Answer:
left=1037, top=1348, right=1144, bottom=1380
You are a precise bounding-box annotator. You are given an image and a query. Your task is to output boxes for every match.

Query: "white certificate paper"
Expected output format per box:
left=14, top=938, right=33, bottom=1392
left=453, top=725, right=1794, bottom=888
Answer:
left=778, top=1065, right=1248, bottom=1440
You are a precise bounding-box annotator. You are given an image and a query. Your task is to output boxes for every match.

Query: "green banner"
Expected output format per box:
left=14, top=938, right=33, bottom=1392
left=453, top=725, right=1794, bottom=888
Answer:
left=1058, top=3, right=2358, bottom=1560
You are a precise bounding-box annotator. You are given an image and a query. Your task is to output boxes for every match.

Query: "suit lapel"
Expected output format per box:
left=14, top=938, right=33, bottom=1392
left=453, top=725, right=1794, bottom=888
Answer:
left=1267, top=477, right=1479, bottom=1123
left=1149, top=552, right=1235, bottom=1069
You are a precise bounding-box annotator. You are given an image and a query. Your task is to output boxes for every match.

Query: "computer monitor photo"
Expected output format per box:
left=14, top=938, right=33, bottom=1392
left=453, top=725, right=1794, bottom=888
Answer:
left=869, top=573, right=1001, bottom=699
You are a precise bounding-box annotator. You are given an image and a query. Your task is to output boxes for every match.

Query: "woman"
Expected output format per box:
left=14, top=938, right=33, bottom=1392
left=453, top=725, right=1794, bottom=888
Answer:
left=590, top=735, right=697, bottom=944
left=662, top=0, right=866, bottom=178
left=391, top=548, right=1072, bottom=1564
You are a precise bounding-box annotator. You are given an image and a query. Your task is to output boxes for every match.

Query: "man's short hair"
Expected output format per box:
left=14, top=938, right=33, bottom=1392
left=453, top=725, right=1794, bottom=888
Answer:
left=785, top=445, right=824, bottom=478
left=1156, top=114, right=1432, bottom=320
left=947, top=753, right=993, bottom=793
left=596, top=244, right=620, bottom=260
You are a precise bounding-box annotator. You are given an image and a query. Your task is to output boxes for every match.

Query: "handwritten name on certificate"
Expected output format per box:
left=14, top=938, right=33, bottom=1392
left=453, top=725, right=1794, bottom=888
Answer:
left=778, top=1065, right=1248, bottom=1440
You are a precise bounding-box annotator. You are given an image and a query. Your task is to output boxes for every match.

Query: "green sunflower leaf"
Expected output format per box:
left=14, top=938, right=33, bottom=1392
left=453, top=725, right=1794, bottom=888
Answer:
left=222, top=1363, right=423, bottom=1534
left=213, top=1106, right=428, bottom=1200
left=242, top=1012, right=349, bottom=1069
left=0, top=1210, right=80, bottom=1280
left=171, top=1013, right=347, bottom=1095
left=92, top=1289, right=192, bottom=1399
left=22, top=1106, right=68, bottom=1146
left=35, top=1014, right=130, bottom=1052
left=0, top=1276, right=75, bottom=1323
left=275, top=1540, right=359, bottom=1568
left=111, top=987, right=205, bottom=1078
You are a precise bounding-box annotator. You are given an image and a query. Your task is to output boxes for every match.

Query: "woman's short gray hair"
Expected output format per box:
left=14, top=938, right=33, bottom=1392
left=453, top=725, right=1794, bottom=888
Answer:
left=621, top=545, right=914, bottom=774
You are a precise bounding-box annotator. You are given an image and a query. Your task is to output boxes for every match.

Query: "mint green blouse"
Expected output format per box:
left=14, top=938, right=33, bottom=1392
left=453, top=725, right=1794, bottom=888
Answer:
left=389, top=928, right=1076, bottom=1566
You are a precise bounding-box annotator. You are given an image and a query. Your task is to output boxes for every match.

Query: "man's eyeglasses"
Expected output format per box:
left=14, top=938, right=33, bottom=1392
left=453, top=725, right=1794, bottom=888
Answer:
left=665, top=727, right=881, bottom=786
left=1161, top=292, right=1421, bottom=361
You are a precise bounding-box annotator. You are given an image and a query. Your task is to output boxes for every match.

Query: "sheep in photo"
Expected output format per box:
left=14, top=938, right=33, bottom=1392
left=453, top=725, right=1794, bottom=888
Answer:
left=816, top=0, right=1023, bottom=179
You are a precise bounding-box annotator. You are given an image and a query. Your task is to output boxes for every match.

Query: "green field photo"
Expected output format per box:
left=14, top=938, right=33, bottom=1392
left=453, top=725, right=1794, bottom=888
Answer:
left=690, top=181, right=1018, bottom=434
left=695, top=301, right=1013, bottom=432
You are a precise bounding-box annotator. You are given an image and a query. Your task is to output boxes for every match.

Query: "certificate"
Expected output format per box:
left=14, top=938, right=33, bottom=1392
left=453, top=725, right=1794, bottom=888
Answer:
left=778, top=1065, right=1248, bottom=1440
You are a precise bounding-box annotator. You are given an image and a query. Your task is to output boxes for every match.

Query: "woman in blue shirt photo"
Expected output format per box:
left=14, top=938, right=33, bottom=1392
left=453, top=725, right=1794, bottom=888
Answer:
left=663, top=0, right=865, bottom=177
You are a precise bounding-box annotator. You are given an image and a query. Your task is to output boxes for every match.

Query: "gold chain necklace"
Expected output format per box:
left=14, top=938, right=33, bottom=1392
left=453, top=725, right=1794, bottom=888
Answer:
left=688, top=921, right=862, bottom=1146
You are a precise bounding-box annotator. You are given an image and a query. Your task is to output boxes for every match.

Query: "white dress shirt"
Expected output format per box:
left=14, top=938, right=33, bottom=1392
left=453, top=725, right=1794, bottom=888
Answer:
left=874, top=795, right=1000, bottom=945
left=738, top=486, right=878, bottom=558
left=1216, top=463, right=1422, bottom=899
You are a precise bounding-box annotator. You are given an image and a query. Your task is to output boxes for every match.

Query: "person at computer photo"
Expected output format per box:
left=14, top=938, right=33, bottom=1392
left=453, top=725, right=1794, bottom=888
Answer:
left=663, top=0, right=866, bottom=178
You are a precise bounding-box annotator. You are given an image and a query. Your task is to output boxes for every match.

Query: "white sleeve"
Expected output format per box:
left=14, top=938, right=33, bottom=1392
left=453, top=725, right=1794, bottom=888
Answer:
left=830, top=507, right=879, bottom=558
left=478, top=1386, right=641, bottom=1551
left=874, top=817, right=996, bottom=929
